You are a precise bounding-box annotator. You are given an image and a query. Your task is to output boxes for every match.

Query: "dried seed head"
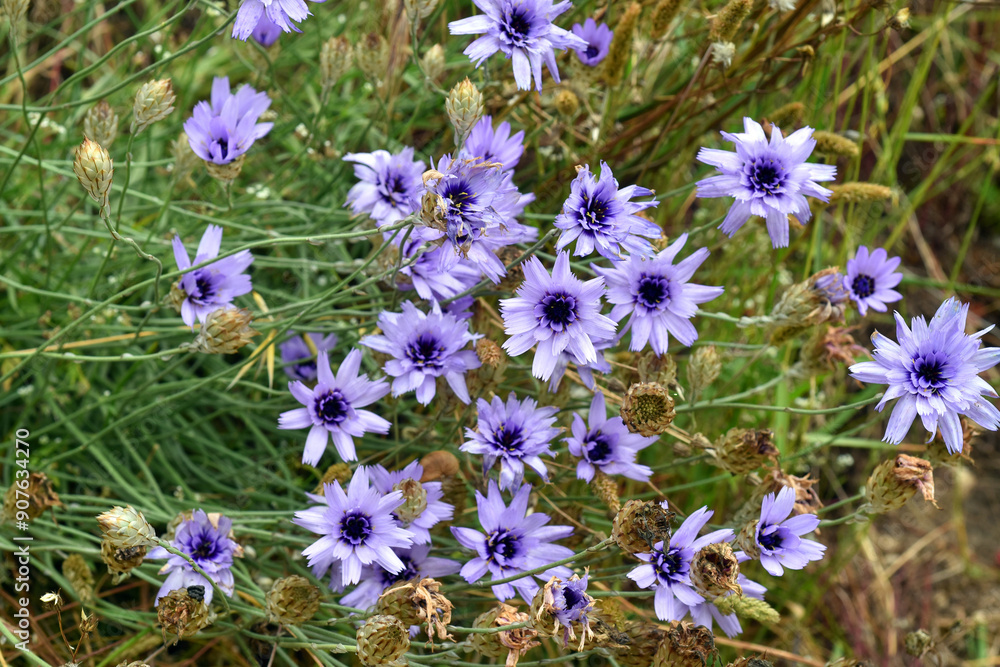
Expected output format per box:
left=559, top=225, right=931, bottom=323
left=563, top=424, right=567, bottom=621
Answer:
left=727, top=656, right=775, bottom=667
left=83, top=101, right=119, bottom=148
left=827, top=182, right=894, bottom=205
left=708, top=428, right=779, bottom=475
left=356, top=614, right=410, bottom=667
left=404, top=0, right=439, bottom=20
left=321, top=36, right=353, bottom=92
left=767, top=102, right=806, bottom=130
left=100, top=539, right=147, bottom=582
left=766, top=267, right=849, bottom=346
left=96, top=505, right=158, bottom=550
left=40, top=591, right=63, bottom=610
left=591, top=471, right=622, bottom=515
left=3, top=471, right=62, bottom=522
left=904, top=629, right=934, bottom=658
left=862, top=454, right=938, bottom=514
left=735, top=519, right=761, bottom=559
left=529, top=575, right=595, bottom=650
left=811, top=131, right=860, bottom=158
left=191, top=307, right=259, bottom=354
left=495, top=604, right=538, bottom=667
left=314, top=463, right=354, bottom=493
left=265, top=575, right=321, bottom=626
left=375, top=578, right=454, bottom=644
left=171, top=132, right=200, bottom=181
left=614, top=622, right=665, bottom=667
left=653, top=621, right=718, bottom=667
left=131, top=79, right=175, bottom=135
left=80, top=609, right=98, bottom=635
left=73, top=139, right=114, bottom=217
left=356, top=33, right=390, bottom=84
left=446, top=78, right=484, bottom=145
left=467, top=605, right=510, bottom=659
left=612, top=499, right=675, bottom=555
left=801, top=325, right=867, bottom=372
left=62, top=554, right=95, bottom=604
left=553, top=88, right=579, bottom=118
left=687, top=345, right=721, bottom=395
left=713, top=594, right=780, bottom=623
left=650, top=0, right=683, bottom=39
left=637, top=351, right=678, bottom=388
left=392, top=478, right=429, bottom=524
left=709, top=0, right=752, bottom=42
left=603, top=3, right=641, bottom=87
left=475, top=338, right=504, bottom=367
left=204, top=153, right=246, bottom=186
left=709, top=41, right=737, bottom=69
left=421, top=44, right=446, bottom=82
left=689, top=542, right=742, bottom=599
left=158, top=588, right=212, bottom=645
left=620, top=382, right=675, bottom=436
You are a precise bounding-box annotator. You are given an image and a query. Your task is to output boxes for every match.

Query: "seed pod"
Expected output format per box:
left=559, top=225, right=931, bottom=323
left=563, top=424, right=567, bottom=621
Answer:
left=827, top=183, right=894, bottom=205
left=392, top=478, right=428, bottom=524
left=766, top=267, right=849, bottom=346
left=375, top=578, right=454, bottom=644
left=603, top=3, right=641, bottom=87
left=446, top=78, right=484, bottom=145
left=96, top=505, right=157, bottom=550
left=688, top=542, right=742, bottom=599
left=83, top=100, right=119, bottom=147
left=314, top=462, right=354, bottom=493
left=204, top=154, right=246, bottom=187
left=357, top=614, right=409, bottom=666
left=495, top=604, right=538, bottom=667
left=612, top=499, right=674, bottom=555
left=708, top=428, right=779, bottom=475
left=620, top=382, right=675, bottom=436
left=101, top=539, right=147, bottom=583
left=356, top=33, right=390, bottom=84
left=591, top=471, right=621, bottom=515
left=652, top=621, right=717, bottom=667
left=466, top=605, right=509, bottom=659
left=553, top=88, right=579, bottom=118
left=73, top=138, right=114, bottom=217
left=421, top=44, right=446, bottom=82
left=158, top=588, right=212, bottom=645
left=62, top=554, right=95, bottom=604
left=191, top=307, right=259, bottom=354
left=266, top=575, right=321, bottom=626
left=811, top=131, right=859, bottom=158
left=650, top=0, right=683, bottom=39
left=709, top=0, right=752, bottom=42
left=687, top=345, right=721, bottom=395
left=131, top=79, right=175, bottom=135
left=3, top=471, right=62, bottom=522
left=321, top=36, right=352, bottom=92
left=862, top=454, right=937, bottom=514
left=615, top=622, right=666, bottom=667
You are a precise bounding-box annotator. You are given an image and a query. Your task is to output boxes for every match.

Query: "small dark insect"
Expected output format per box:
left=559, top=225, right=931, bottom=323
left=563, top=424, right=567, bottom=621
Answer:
left=114, top=546, right=143, bottom=561
left=186, top=585, right=206, bottom=602
left=635, top=502, right=676, bottom=548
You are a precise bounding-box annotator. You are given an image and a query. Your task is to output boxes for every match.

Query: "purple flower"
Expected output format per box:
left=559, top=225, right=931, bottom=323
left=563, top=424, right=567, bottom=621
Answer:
left=547, top=338, right=613, bottom=392
left=294, top=466, right=415, bottom=586
left=250, top=10, right=282, bottom=46
left=570, top=18, right=613, bottom=66
left=849, top=297, right=1000, bottom=454
left=369, top=460, right=454, bottom=544
left=451, top=482, right=574, bottom=602
left=461, top=392, right=560, bottom=490
left=361, top=301, right=481, bottom=405
left=280, top=332, right=339, bottom=382
left=278, top=349, right=391, bottom=465
left=424, top=155, right=524, bottom=283
left=594, top=233, right=723, bottom=355
left=844, top=246, right=903, bottom=316
left=550, top=574, right=593, bottom=627
left=171, top=224, right=253, bottom=328
left=146, top=510, right=240, bottom=605
left=394, top=242, right=483, bottom=304
left=459, top=115, right=526, bottom=171
left=695, top=117, right=836, bottom=248
left=566, top=392, right=655, bottom=482
left=501, top=252, right=617, bottom=382
left=448, top=0, right=587, bottom=92
left=183, top=77, right=273, bottom=165
left=554, top=162, right=660, bottom=260
left=344, top=148, right=426, bottom=228
left=745, top=487, right=825, bottom=576
left=232, top=0, right=327, bottom=41
left=339, top=545, right=462, bottom=608
left=626, top=506, right=733, bottom=623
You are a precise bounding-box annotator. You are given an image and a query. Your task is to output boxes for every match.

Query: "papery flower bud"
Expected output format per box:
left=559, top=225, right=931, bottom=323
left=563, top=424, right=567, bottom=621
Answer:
left=766, top=267, right=849, bottom=346
left=40, top=591, right=62, bottom=610
left=620, top=382, right=675, bottom=436
left=708, top=427, right=779, bottom=475
left=321, top=36, right=353, bottom=92
left=73, top=138, right=114, bottom=216
left=101, top=539, right=147, bottom=583
left=392, top=478, right=428, bottom=524
left=637, top=351, right=678, bottom=389
left=404, top=0, right=439, bottom=20
left=688, top=542, right=742, bottom=599
left=801, top=325, right=867, bottom=372
left=375, top=578, right=454, bottom=643
left=62, top=554, right=95, bottom=604
left=265, top=575, right=321, bottom=626
left=466, top=605, right=510, bottom=659
left=356, top=614, right=409, bottom=667
left=612, top=499, right=674, bottom=555
left=652, top=621, right=717, bottom=667
left=171, top=132, right=200, bottom=181
left=204, top=154, right=246, bottom=187
left=687, top=345, right=721, bottom=395
left=827, top=182, right=894, bottom=205
left=131, top=79, right=175, bottom=135
left=83, top=101, right=119, bottom=147
left=446, top=78, right=484, bottom=145
left=96, top=505, right=158, bottom=549
left=591, top=471, right=621, bottom=515
left=603, top=2, right=641, bottom=87
left=862, top=454, right=938, bottom=514
left=356, top=33, right=390, bottom=84
left=191, top=307, right=259, bottom=354
left=421, top=44, right=446, bottom=82
left=614, top=622, right=665, bottom=667
left=554, top=88, right=579, bottom=117
left=496, top=604, right=538, bottom=667
left=314, top=462, right=354, bottom=493
left=811, top=130, right=860, bottom=157
left=3, top=471, right=62, bottom=522
left=158, top=588, right=212, bottom=645
left=709, top=0, right=752, bottom=42
left=650, top=0, right=683, bottom=39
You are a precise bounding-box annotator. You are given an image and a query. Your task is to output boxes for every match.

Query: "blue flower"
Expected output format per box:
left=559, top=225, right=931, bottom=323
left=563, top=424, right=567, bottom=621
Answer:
left=849, top=297, right=1000, bottom=454
left=565, top=392, right=655, bottom=482
left=250, top=10, right=282, bottom=46
left=280, top=332, right=339, bottom=382
left=696, top=118, right=836, bottom=248
left=744, top=486, right=825, bottom=576
left=344, top=148, right=426, bottom=228
left=570, top=18, right=613, bottom=66
left=183, top=77, right=272, bottom=165
left=171, top=224, right=253, bottom=328
left=146, top=510, right=240, bottom=606
left=460, top=115, right=526, bottom=171
left=233, top=0, right=327, bottom=41
left=843, top=246, right=903, bottom=316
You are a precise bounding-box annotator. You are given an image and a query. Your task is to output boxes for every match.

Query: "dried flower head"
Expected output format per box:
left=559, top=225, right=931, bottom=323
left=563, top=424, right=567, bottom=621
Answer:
left=707, top=428, right=779, bottom=475
left=73, top=139, right=114, bottom=217
left=653, top=621, right=718, bottom=667
left=356, top=33, right=390, bottom=83
left=689, top=541, right=743, bottom=598
left=421, top=44, right=446, bottom=81
left=191, top=307, right=259, bottom=354
left=83, top=100, right=119, bottom=147
left=620, top=382, right=676, bottom=436
left=496, top=603, right=539, bottom=667
left=3, top=471, right=62, bottom=522
left=612, top=499, right=675, bottom=555
left=687, top=345, right=722, bottom=395
left=862, top=454, right=938, bottom=514
left=765, top=267, right=849, bottom=345
left=356, top=614, right=409, bottom=667
left=376, top=578, right=454, bottom=644
left=132, top=79, right=175, bottom=135
left=266, top=575, right=321, bottom=626
left=321, top=36, right=353, bottom=92
left=530, top=574, right=595, bottom=650
left=101, top=539, right=147, bottom=583
left=96, top=505, right=157, bottom=550
left=157, top=587, right=212, bottom=645
left=62, top=554, right=95, bottom=604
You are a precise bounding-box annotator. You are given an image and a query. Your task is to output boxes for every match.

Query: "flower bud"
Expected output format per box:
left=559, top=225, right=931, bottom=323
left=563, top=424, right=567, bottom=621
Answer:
left=708, top=427, right=779, bottom=475
left=62, top=554, right=95, bottom=604
left=131, top=78, right=175, bottom=135
left=688, top=542, right=742, bottom=599
left=192, top=307, right=259, bottom=354
left=265, top=575, right=321, bottom=626
left=3, top=471, right=62, bottom=522
left=356, top=33, right=390, bottom=84
left=687, top=345, right=721, bottom=395
left=612, top=499, right=674, bottom=555
left=709, top=0, right=752, bottom=42
left=553, top=88, right=579, bottom=118
left=321, top=36, right=352, bottom=92
left=204, top=154, right=246, bottom=186
left=101, top=539, right=147, bottom=583
left=392, top=478, right=428, bottom=524
left=375, top=578, right=454, bottom=643
left=650, top=0, right=683, bottom=39
left=96, top=505, right=158, bottom=549
left=357, top=614, right=409, bottom=667
left=421, top=44, right=446, bottom=82
left=158, top=588, right=212, bottom=645
left=620, top=382, right=675, bottom=436
left=73, top=138, right=114, bottom=216
left=862, top=454, right=937, bottom=514
left=446, top=78, right=484, bottom=145
left=812, top=131, right=860, bottom=158
left=404, top=0, right=439, bottom=20
left=603, top=3, right=641, bottom=87
left=83, top=100, right=119, bottom=147
left=591, top=471, right=621, bottom=515
left=827, top=182, right=894, bottom=205
left=652, top=621, right=717, bottom=667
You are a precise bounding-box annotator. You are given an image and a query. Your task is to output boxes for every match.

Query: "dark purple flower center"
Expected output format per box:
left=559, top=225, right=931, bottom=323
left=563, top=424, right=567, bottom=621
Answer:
left=442, top=180, right=477, bottom=215
left=747, top=158, right=785, bottom=196
left=294, top=360, right=318, bottom=378
left=190, top=530, right=219, bottom=561
left=339, top=510, right=373, bottom=545
left=913, top=357, right=947, bottom=393
left=502, top=7, right=532, bottom=44
left=585, top=45, right=599, bottom=59
left=562, top=585, right=586, bottom=610
left=189, top=269, right=218, bottom=305
left=851, top=274, right=875, bottom=298
left=636, top=274, right=671, bottom=310
left=381, top=174, right=408, bottom=206
left=758, top=526, right=783, bottom=551
left=381, top=556, right=420, bottom=586
left=652, top=547, right=685, bottom=581
left=492, top=423, right=526, bottom=454
left=485, top=528, right=523, bottom=564
left=580, top=194, right=613, bottom=231
left=406, top=333, right=444, bottom=370
left=217, top=137, right=229, bottom=158
left=538, top=292, right=578, bottom=330
left=583, top=431, right=614, bottom=464
left=315, top=389, right=350, bottom=426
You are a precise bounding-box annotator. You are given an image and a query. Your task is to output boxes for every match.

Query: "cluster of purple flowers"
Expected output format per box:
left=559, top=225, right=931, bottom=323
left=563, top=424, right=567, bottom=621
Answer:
left=147, top=510, right=241, bottom=606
